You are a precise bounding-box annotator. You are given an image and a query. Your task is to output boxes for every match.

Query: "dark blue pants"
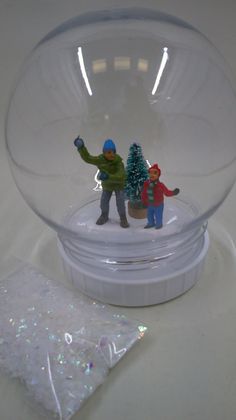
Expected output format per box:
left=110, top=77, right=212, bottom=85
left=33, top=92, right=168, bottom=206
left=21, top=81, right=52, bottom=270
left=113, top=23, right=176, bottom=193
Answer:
left=100, top=190, right=126, bottom=217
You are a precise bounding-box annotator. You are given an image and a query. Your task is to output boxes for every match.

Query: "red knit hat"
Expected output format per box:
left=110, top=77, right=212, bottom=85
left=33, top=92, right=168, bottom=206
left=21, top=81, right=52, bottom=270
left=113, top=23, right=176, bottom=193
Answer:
left=149, top=163, right=161, bottom=176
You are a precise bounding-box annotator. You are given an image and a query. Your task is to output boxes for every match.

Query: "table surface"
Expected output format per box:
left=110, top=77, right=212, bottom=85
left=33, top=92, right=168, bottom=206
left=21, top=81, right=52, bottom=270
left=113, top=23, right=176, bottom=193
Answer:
left=1, top=1, right=236, bottom=419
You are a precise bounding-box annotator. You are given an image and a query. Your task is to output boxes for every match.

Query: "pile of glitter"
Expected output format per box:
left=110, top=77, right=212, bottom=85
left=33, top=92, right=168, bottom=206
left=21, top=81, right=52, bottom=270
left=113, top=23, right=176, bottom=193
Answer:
left=0, top=263, right=146, bottom=419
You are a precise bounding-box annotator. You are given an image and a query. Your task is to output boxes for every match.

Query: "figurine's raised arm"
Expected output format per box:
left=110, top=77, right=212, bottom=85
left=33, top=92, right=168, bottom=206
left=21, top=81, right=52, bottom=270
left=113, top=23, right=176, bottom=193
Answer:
left=74, top=135, right=101, bottom=166
left=74, top=135, right=84, bottom=149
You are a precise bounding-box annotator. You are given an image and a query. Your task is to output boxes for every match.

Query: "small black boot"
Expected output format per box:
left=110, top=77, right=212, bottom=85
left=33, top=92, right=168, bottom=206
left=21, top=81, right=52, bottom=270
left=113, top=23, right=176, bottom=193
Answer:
left=96, top=213, right=109, bottom=225
left=120, top=215, right=130, bottom=228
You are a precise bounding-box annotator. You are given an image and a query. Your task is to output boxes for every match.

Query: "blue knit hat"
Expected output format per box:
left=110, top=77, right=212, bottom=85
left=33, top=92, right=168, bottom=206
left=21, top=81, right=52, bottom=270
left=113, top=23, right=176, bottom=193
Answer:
left=103, top=139, right=116, bottom=153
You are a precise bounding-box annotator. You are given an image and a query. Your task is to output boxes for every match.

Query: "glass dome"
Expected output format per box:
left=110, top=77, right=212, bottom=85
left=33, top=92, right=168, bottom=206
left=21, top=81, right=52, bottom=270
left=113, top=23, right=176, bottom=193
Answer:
left=5, top=9, right=236, bottom=305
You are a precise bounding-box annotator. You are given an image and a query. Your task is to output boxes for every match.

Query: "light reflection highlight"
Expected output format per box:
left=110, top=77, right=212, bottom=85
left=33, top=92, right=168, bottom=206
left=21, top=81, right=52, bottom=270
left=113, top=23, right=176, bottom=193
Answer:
left=65, top=332, right=73, bottom=344
left=92, top=59, right=107, bottom=74
left=137, top=58, right=149, bottom=72
left=114, top=57, right=131, bottom=71
left=152, top=47, right=169, bottom=95
left=77, top=47, right=93, bottom=96
left=93, top=170, right=102, bottom=191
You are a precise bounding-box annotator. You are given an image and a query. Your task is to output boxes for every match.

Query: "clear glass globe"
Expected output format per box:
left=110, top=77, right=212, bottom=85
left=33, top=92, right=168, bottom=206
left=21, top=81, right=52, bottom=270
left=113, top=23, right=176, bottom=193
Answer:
left=5, top=9, right=236, bottom=304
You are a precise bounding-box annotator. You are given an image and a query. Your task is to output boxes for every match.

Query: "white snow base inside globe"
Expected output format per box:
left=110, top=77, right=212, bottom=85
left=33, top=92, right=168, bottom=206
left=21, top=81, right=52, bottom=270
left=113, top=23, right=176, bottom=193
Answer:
left=58, top=197, right=209, bottom=306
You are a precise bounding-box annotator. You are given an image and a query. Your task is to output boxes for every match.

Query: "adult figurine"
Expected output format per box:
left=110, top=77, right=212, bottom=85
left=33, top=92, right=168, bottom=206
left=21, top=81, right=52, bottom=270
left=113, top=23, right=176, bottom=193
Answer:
left=74, top=136, right=129, bottom=228
left=141, top=163, right=179, bottom=229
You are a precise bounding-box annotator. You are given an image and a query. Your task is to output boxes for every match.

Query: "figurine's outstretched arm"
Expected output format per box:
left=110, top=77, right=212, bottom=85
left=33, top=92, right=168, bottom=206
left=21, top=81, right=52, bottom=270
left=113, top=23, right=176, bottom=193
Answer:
left=74, top=136, right=100, bottom=166
left=160, top=183, right=180, bottom=196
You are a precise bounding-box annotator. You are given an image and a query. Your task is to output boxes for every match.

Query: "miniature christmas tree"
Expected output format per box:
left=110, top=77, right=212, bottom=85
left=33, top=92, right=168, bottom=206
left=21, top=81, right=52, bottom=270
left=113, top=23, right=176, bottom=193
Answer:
left=126, top=143, right=149, bottom=218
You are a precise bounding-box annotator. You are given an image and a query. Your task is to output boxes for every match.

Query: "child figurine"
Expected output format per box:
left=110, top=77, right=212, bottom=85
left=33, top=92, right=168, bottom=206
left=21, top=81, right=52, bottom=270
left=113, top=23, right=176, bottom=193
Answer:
left=74, top=136, right=129, bottom=228
left=141, top=164, right=179, bottom=229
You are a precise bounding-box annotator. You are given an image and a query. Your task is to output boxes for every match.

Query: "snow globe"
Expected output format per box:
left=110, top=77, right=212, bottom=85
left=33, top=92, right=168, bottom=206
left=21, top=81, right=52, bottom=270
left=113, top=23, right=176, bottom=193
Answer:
left=5, top=9, right=236, bottom=306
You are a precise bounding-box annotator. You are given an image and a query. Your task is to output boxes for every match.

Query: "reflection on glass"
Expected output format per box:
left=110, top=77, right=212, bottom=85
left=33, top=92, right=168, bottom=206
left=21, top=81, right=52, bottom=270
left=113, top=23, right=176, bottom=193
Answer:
left=64, top=332, right=73, bottom=344
left=152, top=47, right=169, bottom=95
left=77, top=47, right=93, bottom=96
left=137, top=58, right=149, bottom=72
left=114, top=57, right=131, bottom=71
left=93, top=170, right=102, bottom=191
left=92, top=59, right=107, bottom=74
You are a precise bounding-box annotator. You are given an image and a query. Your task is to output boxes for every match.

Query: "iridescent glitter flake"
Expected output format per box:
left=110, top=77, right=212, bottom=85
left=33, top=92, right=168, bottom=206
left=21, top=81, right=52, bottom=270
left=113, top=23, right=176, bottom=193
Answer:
left=138, top=325, right=148, bottom=338
left=0, top=263, right=146, bottom=419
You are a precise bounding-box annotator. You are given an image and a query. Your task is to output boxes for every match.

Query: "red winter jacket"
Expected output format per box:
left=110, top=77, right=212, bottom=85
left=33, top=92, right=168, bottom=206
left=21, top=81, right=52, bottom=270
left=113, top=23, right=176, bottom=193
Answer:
left=141, top=180, right=175, bottom=207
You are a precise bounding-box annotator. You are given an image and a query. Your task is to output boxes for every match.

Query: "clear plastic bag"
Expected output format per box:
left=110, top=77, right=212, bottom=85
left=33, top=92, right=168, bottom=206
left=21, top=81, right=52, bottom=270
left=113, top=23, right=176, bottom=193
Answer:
left=0, top=262, right=146, bottom=419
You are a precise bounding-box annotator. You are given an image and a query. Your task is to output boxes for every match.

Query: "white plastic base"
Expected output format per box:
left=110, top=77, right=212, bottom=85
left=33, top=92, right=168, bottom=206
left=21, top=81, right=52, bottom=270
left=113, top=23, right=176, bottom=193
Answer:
left=58, top=197, right=209, bottom=306
left=58, top=231, right=209, bottom=307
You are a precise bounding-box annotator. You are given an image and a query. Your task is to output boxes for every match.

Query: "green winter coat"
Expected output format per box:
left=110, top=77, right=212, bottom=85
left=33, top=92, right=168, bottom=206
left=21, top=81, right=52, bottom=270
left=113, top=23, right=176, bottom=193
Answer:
left=78, top=146, right=126, bottom=191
